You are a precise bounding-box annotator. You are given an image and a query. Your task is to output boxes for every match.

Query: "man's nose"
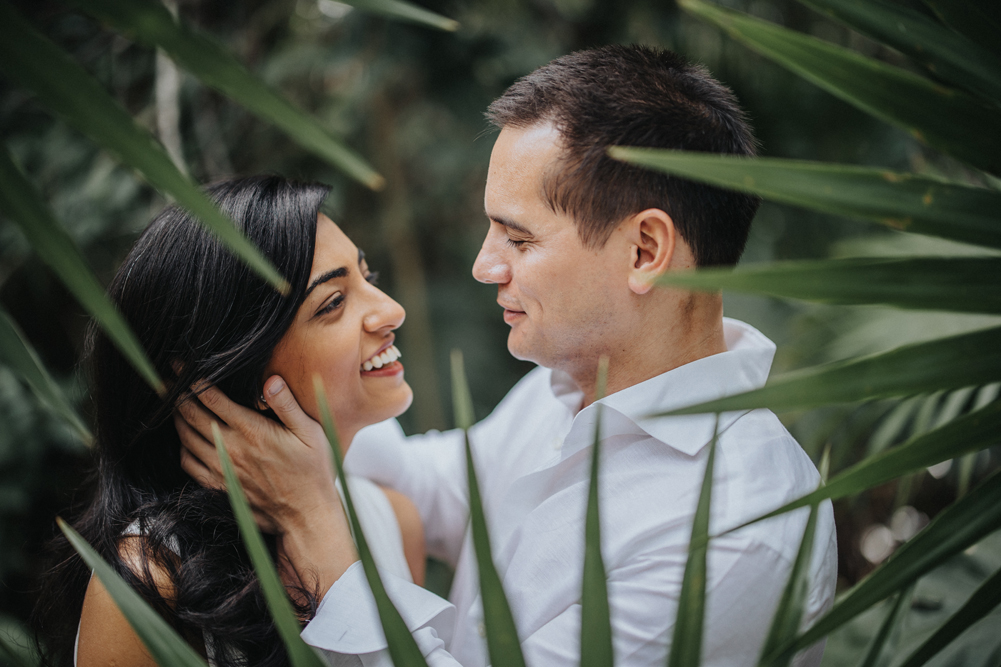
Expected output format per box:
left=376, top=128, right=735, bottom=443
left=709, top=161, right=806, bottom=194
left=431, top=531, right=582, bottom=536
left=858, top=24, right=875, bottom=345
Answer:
left=472, top=228, right=511, bottom=285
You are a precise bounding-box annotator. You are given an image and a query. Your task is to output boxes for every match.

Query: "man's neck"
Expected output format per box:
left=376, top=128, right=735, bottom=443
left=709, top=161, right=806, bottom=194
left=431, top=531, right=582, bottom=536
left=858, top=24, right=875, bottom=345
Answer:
left=574, top=294, right=727, bottom=409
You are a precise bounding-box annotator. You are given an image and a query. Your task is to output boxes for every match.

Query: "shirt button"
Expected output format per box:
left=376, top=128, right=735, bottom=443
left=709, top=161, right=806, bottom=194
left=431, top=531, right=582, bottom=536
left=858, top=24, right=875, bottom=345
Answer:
left=551, top=437, right=563, bottom=450
left=477, top=622, right=486, bottom=637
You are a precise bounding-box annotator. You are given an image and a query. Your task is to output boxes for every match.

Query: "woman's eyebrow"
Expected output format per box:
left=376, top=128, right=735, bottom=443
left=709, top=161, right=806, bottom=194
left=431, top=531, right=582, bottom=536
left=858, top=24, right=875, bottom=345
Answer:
left=305, top=267, right=348, bottom=297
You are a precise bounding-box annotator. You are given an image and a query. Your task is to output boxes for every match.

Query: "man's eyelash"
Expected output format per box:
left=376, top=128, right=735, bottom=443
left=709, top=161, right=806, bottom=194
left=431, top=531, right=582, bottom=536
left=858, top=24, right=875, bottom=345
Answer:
left=505, top=238, right=528, bottom=248
left=366, top=271, right=380, bottom=286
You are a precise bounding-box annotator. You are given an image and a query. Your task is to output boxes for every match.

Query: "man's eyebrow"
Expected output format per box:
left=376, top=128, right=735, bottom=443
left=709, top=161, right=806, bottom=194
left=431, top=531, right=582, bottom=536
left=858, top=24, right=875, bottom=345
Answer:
left=488, top=215, right=533, bottom=236
left=305, top=267, right=348, bottom=298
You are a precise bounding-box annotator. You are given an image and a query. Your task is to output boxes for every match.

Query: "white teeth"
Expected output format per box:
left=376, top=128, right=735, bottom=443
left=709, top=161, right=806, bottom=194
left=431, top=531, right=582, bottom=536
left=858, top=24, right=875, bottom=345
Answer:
left=361, top=345, right=401, bottom=371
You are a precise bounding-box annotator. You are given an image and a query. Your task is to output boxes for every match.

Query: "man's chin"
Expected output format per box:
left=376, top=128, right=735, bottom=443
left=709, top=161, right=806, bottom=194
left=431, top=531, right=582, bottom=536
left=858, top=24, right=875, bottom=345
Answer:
left=506, top=332, right=540, bottom=365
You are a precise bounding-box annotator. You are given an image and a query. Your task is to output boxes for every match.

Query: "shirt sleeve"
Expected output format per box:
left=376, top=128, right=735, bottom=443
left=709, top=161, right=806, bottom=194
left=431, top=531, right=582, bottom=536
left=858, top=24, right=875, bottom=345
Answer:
left=345, top=419, right=469, bottom=566
left=301, top=561, right=462, bottom=667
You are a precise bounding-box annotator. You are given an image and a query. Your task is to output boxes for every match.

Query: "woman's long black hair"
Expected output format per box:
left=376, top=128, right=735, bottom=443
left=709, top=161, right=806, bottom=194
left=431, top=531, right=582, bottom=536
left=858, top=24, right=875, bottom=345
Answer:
left=31, top=176, right=330, bottom=667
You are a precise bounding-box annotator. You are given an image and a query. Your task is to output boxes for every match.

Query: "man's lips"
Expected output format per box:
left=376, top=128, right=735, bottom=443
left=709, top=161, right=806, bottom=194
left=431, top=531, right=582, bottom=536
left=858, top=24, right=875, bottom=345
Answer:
left=502, top=308, right=526, bottom=324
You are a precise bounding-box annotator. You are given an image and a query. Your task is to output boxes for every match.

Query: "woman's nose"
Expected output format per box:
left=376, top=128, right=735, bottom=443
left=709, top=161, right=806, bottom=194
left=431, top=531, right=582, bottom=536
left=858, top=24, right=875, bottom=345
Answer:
left=364, top=287, right=406, bottom=332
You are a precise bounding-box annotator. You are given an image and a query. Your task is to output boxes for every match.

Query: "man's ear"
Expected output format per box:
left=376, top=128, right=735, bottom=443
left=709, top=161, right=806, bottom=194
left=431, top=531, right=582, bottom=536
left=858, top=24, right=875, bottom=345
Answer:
left=626, top=209, right=678, bottom=295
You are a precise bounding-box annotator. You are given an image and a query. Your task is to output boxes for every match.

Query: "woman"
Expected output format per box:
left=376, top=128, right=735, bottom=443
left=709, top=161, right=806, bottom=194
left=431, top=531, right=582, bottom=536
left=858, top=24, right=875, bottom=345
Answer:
left=31, top=176, right=424, bottom=667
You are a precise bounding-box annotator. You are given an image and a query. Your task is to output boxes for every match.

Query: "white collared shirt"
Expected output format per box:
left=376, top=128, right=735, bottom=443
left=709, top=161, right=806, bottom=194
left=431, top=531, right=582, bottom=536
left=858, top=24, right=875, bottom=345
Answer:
left=303, top=318, right=837, bottom=666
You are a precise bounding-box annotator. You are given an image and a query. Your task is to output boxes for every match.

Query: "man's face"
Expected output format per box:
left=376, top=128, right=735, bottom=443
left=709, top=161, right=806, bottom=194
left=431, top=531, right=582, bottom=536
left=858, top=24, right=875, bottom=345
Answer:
left=473, top=123, right=629, bottom=373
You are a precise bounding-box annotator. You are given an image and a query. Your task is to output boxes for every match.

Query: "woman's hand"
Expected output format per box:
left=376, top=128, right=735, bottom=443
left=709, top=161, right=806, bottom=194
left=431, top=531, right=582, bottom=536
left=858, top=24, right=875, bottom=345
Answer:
left=174, top=376, right=359, bottom=596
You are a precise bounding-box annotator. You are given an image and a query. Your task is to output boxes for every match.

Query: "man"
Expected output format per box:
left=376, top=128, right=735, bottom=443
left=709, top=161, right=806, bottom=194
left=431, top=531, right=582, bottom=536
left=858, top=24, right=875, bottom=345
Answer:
left=177, top=45, right=837, bottom=665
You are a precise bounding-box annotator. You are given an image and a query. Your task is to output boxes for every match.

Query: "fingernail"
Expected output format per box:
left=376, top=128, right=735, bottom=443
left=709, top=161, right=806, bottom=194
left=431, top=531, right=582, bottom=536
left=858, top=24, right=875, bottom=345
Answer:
left=266, top=378, right=286, bottom=396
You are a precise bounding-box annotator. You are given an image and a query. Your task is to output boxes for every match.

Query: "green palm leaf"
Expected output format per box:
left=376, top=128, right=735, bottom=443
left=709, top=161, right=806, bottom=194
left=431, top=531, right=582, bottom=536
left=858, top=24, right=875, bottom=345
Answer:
left=0, top=144, right=163, bottom=394
left=654, top=257, right=1001, bottom=314
left=57, top=518, right=209, bottom=667
left=758, top=503, right=819, bottom=667
left=678, top=0, right=1001, bottom=174
left=340, top=0, right=459, bottom=31
left=898, top=565, right=1001, bottom=667
left=667, top=416, right=719, bottom=667
left=213, top=424, right=327, bottom=667
left=581, top=357, right=613, bottom=667
left=765, top=470, right=1001, bottom=664
left=0, top=631, right=36, bottom=667
left=450, top=349, right=527, bottom=667
left=0, top=2, right=289, bottom=294
left=857, top=585, right=915, bottom=667
left=655, top=326, right=1001, bottom=416
left=607, top=150, right=1001, bottom=250
left=798, top=0, right=1001, bottom=103
left=727, top=398, right=1001, bottom=533
left=70, top=0, right=383, bottom=189
left=312, top=379, right=430, bottom=667
left=0, top=308, right=90, bottom=443
left=922, top=0, right=1001, bottom=61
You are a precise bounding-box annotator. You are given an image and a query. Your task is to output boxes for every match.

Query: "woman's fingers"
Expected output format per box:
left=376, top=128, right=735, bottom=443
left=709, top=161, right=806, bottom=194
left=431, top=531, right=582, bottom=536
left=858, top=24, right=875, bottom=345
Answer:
left=262, top=376, right=326, bottom=445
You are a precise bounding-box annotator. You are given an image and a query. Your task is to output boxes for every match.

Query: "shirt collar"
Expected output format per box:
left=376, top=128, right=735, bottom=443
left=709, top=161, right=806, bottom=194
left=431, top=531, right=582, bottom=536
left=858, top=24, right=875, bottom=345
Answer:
left=549, top=318, right=776, bottom=457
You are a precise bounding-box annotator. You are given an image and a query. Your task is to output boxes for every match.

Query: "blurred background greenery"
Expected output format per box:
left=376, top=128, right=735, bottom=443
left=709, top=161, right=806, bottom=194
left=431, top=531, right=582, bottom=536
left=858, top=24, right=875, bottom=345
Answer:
left=1, top=0, right=998, bottom=664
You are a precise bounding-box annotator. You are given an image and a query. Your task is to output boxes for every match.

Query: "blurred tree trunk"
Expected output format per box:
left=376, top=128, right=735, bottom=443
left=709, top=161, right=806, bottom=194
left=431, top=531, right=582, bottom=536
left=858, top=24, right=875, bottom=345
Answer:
left=371, top=84, right=446, bottom=432
left=155, top=0, right=186, bottom=175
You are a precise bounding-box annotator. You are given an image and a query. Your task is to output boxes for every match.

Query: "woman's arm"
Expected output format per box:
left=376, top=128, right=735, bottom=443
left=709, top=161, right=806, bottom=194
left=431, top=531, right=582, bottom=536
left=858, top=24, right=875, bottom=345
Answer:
left=76, top=537, right=190, bottom=667
left=381, top=486, right=426, bottom=586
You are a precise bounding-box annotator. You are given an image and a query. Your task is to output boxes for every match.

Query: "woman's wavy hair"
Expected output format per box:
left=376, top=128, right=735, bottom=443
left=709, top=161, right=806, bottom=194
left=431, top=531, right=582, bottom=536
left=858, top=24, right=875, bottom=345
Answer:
left=31, top=175, right=330, bottom=667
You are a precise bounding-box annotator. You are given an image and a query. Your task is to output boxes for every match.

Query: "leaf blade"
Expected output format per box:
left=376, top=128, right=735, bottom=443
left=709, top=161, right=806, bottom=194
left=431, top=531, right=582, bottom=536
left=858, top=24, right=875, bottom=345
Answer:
left=581, top=357, right=613, bottom=667
left=668, top=416, right=719, bottom=667
left=758, top=503, right=820, bottom=667
left=898, top=564, right=1001, bottom=667
left=450, top=350, right=527, bottom=667
left=57, top=519, right=209, bottom=667
left=71, top=0, right=384, bottom=189
left=312, top=378, right=430, bottom=667
left=0, top=3, right=289, bottom=294
left=657, top=326, right=1001, bottom=416
left=213, top=424, right=326, bottom=667
left=0, top=307, right=90, bottom=443
left=730, top=398, right=1001, bottom=532
left=678, top=0, right=1001, bottom=174
left=0, top=144, right=163, bottom=395
left=654, top=257, right=1001, bottom=314
left=607, top=149, right=1001, bottom=251
left=767, top=471, right=1001, bottom=662
left=799, top=0, right=1001, bottom=103
left=341, top=0, right=460, bottom=32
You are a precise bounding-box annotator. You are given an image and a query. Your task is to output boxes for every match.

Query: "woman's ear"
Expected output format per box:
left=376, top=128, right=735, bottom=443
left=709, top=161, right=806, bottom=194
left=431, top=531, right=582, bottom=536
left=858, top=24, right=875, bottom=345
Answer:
left=626, top=209, right=677, bottom=295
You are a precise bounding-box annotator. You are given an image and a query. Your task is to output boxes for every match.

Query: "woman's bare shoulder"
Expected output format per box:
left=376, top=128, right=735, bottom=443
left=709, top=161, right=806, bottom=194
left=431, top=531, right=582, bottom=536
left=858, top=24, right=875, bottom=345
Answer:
left=75, top=537, right=176, bottom=667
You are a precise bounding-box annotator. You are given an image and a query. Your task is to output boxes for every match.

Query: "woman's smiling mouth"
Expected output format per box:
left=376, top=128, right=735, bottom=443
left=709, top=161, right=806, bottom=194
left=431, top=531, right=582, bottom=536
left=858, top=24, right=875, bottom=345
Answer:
left=361, top=344, right=402, bottom=372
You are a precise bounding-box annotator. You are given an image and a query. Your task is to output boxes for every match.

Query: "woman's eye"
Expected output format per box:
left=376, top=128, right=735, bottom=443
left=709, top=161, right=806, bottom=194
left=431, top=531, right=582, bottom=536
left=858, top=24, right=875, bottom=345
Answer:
left=365, top=271, right=380, bottom=286
left=319, top=293, right=345, bottom=315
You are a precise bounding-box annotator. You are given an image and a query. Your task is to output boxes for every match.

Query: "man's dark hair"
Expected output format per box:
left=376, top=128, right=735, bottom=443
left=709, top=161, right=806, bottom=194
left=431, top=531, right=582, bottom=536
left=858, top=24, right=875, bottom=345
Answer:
left=486, top=44, right=761, bottom=266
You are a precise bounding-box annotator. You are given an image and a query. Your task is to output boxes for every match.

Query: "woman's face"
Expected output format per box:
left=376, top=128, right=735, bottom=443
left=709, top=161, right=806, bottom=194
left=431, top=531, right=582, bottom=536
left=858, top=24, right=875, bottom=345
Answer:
left=263, top=214, right=412, bottom=445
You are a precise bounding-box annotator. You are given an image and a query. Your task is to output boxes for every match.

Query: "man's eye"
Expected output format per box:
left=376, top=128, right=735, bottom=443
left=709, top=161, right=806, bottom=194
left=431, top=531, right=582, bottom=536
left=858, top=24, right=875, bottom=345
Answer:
left=319, top=293, right=345, bottom=315
left=505, top=238, right=528, bottom=248
left=365, top=271, right=380, bottom=286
